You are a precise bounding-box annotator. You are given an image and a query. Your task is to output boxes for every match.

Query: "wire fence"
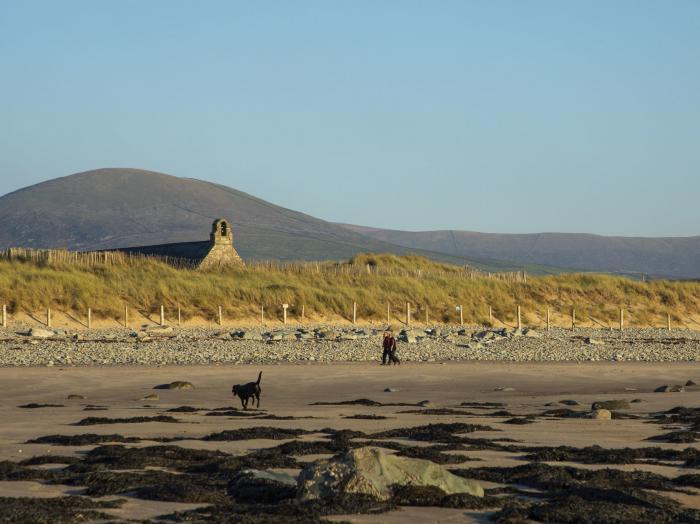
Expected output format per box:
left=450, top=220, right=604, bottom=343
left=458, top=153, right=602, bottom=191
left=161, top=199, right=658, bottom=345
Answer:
left=0, top=248, right=528, bottom=282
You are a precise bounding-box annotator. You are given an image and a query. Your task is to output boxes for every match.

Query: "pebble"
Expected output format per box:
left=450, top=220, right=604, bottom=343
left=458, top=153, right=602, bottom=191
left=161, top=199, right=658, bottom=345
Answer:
left=0, top=325, right=698, bottom=367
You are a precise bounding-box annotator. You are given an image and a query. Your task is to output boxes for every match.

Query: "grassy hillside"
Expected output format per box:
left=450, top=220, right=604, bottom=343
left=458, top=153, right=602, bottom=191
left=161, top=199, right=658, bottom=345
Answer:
left=1, top=253, right=699, bottom=329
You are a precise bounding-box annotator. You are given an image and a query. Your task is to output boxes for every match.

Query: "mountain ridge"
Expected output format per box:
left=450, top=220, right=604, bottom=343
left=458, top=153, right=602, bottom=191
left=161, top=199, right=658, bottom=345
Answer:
left=339, top=224, right=700, bottom=279
left=0, top=168, right=553, bottom=273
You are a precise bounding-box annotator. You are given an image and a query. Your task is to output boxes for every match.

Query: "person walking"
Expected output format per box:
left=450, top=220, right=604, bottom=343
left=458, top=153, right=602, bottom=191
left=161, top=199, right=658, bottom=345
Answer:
left=382, top=329, right=400, bottom=365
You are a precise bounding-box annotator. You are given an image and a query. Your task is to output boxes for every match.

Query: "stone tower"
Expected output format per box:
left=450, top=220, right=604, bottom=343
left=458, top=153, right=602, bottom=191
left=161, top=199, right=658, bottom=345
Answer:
left=198, top=218, right=243, bottom=270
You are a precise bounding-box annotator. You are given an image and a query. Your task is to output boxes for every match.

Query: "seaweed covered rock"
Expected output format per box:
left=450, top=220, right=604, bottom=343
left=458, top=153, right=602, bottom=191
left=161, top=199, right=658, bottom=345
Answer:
left=228, top=469, right=297, bottom=503
left=297, top=447, right=483, bottom=502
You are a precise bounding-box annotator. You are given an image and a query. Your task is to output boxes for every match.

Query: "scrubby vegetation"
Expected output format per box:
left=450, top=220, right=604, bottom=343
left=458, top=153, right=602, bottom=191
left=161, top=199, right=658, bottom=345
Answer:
left=0, top=253, right=698, bottom=328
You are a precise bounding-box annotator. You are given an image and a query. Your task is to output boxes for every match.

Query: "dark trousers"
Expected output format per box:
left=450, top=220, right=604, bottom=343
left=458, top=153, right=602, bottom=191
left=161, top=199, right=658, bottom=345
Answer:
left=382, top=347, right=400, bottom=365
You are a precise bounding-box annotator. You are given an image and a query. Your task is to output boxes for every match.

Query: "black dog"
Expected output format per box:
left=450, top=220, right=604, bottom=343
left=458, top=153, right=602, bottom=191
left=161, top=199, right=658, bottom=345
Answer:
left=232, top=371, right=262, bottom=409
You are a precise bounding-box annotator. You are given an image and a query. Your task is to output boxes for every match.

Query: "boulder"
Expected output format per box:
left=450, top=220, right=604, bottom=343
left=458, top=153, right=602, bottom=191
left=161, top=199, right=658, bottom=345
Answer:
left=522, top=328, right=541, bottom=338
left=154, top=381, right=194, bottom=390
left=142, top=394, right=159, bottom=401
left=297, top=447, right=483, bottom=502
left=686, top=380, right=697, bottom=387
left=591, top=400, right=630, bottom=411
left=655, top=384, right=685, bottom=393
left=559, top=400, right=580, bottom=406
left=398, top=329, right=424, bottom=343
left=29, top=328, right=54, bottom=339
left=231, top=330, right=262, bottom=341
left=146, top=326, right=175, bottom=337
left=317, top=330, right=341, bottom=341
left=228, top=469, right=297, bottom=504
left=66, top=394, right=86, bottom=400
left=591, top=409, right=612, bottom=420
left=584, top=337, right=604, bottom=345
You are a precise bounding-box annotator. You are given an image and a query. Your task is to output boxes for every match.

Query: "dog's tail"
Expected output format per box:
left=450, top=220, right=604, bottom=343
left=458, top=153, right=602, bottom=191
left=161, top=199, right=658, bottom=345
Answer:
left=256, top=371, right=262, bottom=385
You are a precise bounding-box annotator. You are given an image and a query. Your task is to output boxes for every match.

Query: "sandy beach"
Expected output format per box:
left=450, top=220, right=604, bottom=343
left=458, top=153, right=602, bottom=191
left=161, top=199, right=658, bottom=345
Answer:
left=1, top=360, right=699, bottom=522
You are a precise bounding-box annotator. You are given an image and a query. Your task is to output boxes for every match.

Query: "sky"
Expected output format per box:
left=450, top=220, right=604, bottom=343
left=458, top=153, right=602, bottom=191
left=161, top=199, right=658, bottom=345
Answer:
left=1, top=1, right=699, bottom=237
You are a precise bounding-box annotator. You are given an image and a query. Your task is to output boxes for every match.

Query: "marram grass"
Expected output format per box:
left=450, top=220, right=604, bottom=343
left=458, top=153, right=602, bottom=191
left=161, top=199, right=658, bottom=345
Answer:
left=0, top=253, right=698, bottom=328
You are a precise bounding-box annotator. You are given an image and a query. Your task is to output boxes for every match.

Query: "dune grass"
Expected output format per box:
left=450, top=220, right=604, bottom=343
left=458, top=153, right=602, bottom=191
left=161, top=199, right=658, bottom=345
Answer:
left=0, top=253, right=698, bottom=328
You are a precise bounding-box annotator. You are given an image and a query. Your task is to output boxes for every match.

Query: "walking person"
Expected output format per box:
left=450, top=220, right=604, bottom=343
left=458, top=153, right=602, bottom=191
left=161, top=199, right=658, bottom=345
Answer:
left=381, top=329, right=401, bottom=365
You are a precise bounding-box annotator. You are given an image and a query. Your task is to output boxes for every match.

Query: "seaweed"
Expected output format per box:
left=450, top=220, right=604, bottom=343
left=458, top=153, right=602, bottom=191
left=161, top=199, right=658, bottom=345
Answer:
left=72, top=415, right=180, bottom=426
left=27, top=434, right=141, bottom=446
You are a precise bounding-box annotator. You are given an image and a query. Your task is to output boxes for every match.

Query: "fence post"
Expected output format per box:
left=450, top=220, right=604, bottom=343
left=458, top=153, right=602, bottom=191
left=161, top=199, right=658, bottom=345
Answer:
left=47, top=308, right=52, bottom=328
left=546, top=307, right=551, bottom=332
left=261, top=305, right=264, bottom=325
left=160, top=305, right=165, bottom=327
left=2, top=304, right=6, bottom=328
left=387, top=303, right=390, bottom=324
left=87, top=308, right=92, bottom=330
left=460, top=305, right=464, bottom=326
left=301, top=305, right=305, bottom=323
left=488, top=305, right=492, bottom=326
left=571, top=308, right=576, bottom=330
left=406, top=302, right=411, bottom=327
left=178, top=307, right=182, bottom=327
left=283, top=304, right=288, bottom=325
left=218, top=306, right=223, bottom=326
left=667, top=313, right=671, bottom=331
left=124, top=305, right=128, bottom=328
left=353, top=302, right=357, bottom=325
left=517, top=306, right=522, bottom=330
left=425, top=305, right=429, bottom=325
left=619, top=308, right=624, bottom=331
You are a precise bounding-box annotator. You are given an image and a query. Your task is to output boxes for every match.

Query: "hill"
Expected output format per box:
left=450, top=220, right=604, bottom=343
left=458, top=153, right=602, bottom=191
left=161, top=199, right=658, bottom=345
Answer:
left=0, top=168, right=546, bottom=272
left=340, top=225, right=700, bottom=280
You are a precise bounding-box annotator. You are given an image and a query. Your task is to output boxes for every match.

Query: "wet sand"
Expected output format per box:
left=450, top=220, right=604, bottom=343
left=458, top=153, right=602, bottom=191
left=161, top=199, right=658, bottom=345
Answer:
left=1, top=361, right=699, bottom=522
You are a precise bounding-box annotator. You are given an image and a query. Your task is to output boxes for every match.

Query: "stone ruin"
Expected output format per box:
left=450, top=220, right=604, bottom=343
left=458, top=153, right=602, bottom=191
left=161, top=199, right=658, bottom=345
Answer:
left=198, top=218, right=244, bottom=270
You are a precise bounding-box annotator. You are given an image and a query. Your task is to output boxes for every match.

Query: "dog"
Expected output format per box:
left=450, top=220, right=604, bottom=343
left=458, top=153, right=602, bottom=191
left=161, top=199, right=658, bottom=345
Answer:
left=232, top=371, right=262, bottom=409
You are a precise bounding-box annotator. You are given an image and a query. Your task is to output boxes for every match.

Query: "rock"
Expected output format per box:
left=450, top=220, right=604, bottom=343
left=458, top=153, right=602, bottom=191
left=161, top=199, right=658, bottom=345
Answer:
left=142, top=394, right=159, bottom=401
left=384, top=388, right=399, bottom=393
left=231, top=330, right=261, bottom=341
left=522, top=328, right=541, bottom=338
left=584, top=337, right=604, bottom=345
left=494, top=386, right=516, bottom=392
left=591, top=400, right=630, bottom=411
left=559, top=400, right=580, bottom=406
left=591, top=409, right=612, bottom=420
left=29, top=328, right=54, bottom=339
left=430, top=328, right=442, bottom=337
left=297, top=447, right=483, bottom=502
left=473, top=330, right=499, bottom=341
left=66, top=394, right=86, bottom=400
left=146, top=326, right=175, bottom=337
left=630, top=399, right=643, bottom=403
left=317, top=330, right=341, bottom=341
left=686, top=380, right=697, bottom=387
left=417, top=400, right=432, bottom=407
left=154, top=381, right=194, bottom=390
left=654, top=384, right=685, bottom=393
left=229, top=469, right=297, bottom=503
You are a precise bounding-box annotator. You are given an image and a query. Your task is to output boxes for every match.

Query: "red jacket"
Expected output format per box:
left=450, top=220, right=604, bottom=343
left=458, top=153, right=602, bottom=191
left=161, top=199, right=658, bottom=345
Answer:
left=383, top=335, right=396, bottom=350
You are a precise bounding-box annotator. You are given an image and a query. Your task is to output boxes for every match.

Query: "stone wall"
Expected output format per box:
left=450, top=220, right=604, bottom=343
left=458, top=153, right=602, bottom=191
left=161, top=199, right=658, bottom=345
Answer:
left=199, top=243, right=243, bottom=270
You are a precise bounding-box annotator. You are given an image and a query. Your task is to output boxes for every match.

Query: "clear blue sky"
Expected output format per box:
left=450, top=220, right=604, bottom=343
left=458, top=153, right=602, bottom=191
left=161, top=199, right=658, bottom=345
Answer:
left=1, top=1, right=698, bottom=236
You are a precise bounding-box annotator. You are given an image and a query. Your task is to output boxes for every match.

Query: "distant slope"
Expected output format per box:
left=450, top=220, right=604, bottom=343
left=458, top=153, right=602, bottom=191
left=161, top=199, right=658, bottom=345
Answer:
left=340, top=225, right=700, bottom=279
left=0, top=168, right=557, bottom=272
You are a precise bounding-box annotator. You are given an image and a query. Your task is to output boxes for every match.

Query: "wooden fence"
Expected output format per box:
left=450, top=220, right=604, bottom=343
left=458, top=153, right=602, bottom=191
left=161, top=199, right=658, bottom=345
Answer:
left=0, top=248, right=527, bottom=282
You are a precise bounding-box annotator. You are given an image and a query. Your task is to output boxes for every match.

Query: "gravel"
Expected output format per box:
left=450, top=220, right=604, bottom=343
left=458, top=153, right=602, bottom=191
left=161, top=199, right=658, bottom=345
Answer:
left=0, top=325, right=699, bottom=367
